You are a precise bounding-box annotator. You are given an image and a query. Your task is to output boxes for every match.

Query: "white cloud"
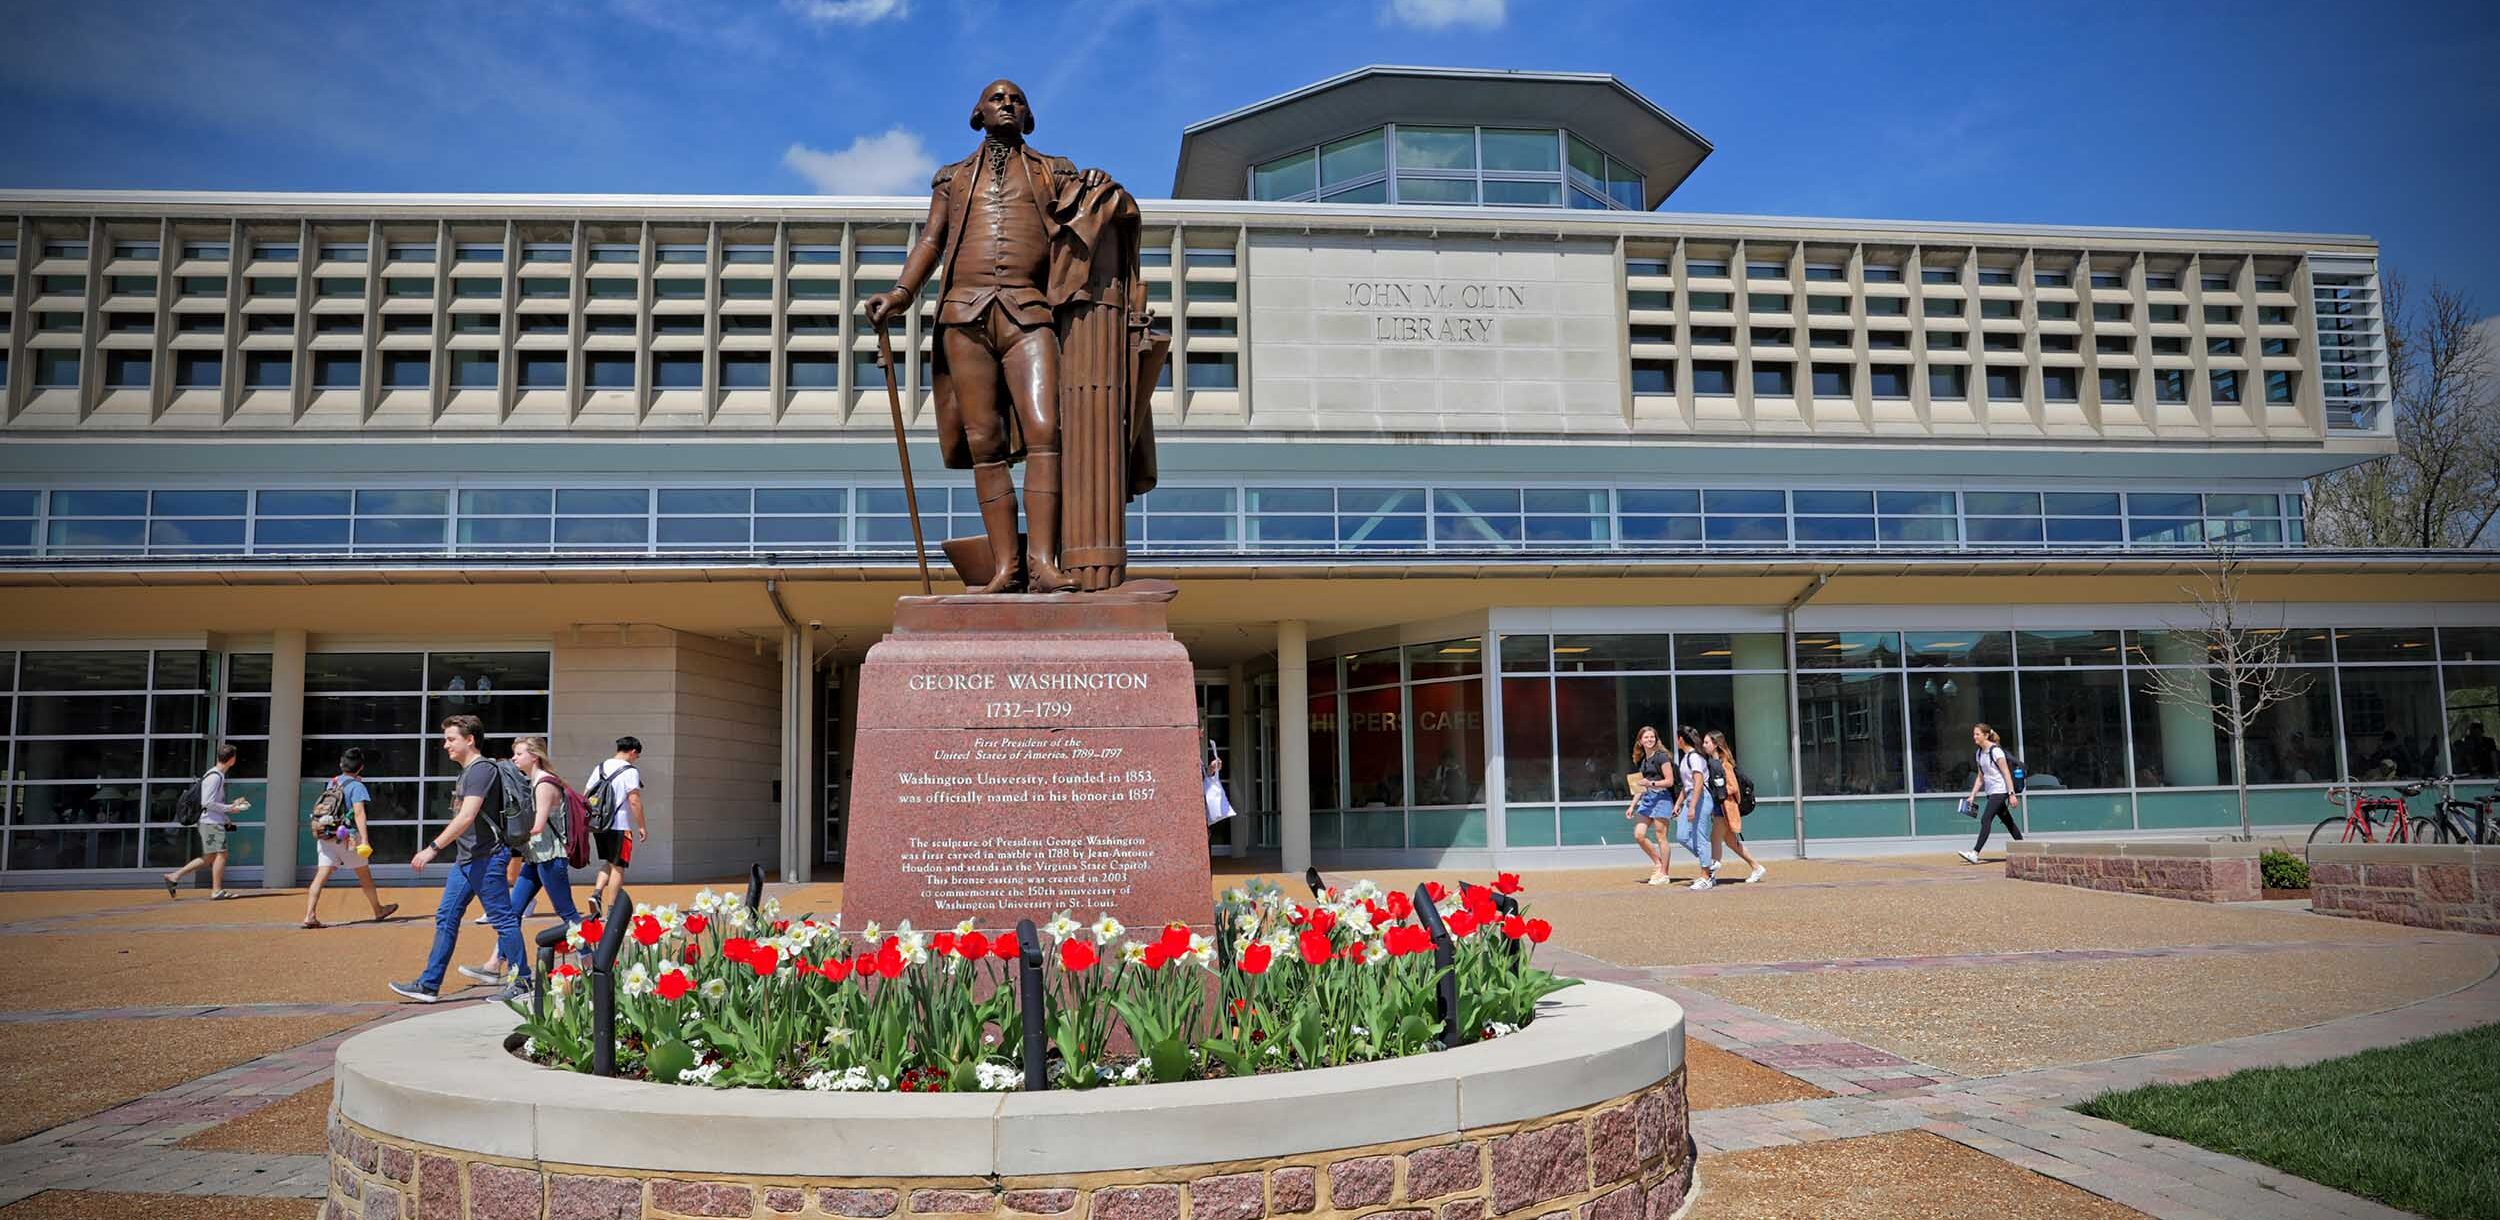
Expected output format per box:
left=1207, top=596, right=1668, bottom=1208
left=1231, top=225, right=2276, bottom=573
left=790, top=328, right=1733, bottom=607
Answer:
left=783, top=128, right=938, bottom=195
left=1384, top=0, right=1505, bottom=30
left=783, top=0, right=911, bottom=24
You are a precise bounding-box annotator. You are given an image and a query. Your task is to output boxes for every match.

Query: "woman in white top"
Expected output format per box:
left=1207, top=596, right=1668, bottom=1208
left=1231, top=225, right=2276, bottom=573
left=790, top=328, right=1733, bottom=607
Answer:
left=466, top=736, right=579, bottom=985
left=1670, top=726, right=1718, bottom=889
left=1960, top=723, right=2024, bottom=863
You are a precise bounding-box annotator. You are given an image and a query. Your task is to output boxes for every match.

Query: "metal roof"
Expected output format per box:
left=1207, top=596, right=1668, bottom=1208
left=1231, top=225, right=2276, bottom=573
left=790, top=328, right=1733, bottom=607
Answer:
left=1169, top=65, right=1712, bottom=209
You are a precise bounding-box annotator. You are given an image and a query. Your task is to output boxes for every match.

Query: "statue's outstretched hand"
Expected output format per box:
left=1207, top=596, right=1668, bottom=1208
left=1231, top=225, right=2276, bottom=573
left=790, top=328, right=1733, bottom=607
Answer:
left=1078, top=167, right=1109, bottom=190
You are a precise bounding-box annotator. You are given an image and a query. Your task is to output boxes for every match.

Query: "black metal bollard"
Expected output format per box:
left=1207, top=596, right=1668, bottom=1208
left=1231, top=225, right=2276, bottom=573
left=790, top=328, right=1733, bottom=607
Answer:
left=1304, top=865, right=1327, bottom=900
left=1016, top=919, right=1047, bottom=1092
left=1411, top=884, right=1463, bottom=1048
left=745, top=862, right=765, bottom=918
left=589, top=887, right=634, bottom=1077
left=531, top=923, right=571, bottom=1024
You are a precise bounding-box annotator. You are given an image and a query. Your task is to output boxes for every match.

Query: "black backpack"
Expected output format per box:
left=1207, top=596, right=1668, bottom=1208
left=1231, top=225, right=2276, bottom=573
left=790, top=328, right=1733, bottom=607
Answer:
left=482, top=759, right=535, bottom=851
left=172, top=770, right=212, bottom=827
left=584, top=762, right=638, bottom=832
left=1992, top=745, right=2028, bottom=795
left=1733, top=765, right=1760, bottom=816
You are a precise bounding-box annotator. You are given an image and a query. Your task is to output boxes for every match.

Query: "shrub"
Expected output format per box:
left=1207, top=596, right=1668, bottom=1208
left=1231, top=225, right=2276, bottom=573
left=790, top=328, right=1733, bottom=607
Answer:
left=2259, top=849, right=2310, bottom=891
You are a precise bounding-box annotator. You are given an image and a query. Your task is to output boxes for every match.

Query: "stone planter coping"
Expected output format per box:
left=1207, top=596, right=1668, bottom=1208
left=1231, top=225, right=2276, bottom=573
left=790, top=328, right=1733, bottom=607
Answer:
left=2309, top=843, right=2492, bottom=867
left=335, top=979, right=1683, bottom=1178
left=2008, top=839, right=2259, bottom=859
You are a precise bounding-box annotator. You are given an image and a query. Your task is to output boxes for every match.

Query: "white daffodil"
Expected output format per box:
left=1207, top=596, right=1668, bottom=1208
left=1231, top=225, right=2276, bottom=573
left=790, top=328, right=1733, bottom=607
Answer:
left=1091, top=913, right=1126, bottom=942
left=860, top=920, right=884, bottom=945
left=954, top=917, right=979, bottom=938
left=692, top=889, right=722, bottom=914
left=701, top=977, right=728, bottom=1002
left=1120, top=941, right=1149, bottom=966
left=621, top=962, right=652, bottom=997
left=1042, top=911, right=1081, bottom=943
left=1345, top=879, right=1382, bottom=903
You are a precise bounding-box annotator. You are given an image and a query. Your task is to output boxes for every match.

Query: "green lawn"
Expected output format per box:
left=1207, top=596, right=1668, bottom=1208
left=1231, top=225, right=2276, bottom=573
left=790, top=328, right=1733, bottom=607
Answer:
left=2076, top=1022, right=2500, bottom=1220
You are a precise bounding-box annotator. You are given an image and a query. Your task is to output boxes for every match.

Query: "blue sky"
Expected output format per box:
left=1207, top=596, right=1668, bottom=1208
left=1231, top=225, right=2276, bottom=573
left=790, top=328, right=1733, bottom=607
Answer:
left=4, top=0, right=2495, bottom=307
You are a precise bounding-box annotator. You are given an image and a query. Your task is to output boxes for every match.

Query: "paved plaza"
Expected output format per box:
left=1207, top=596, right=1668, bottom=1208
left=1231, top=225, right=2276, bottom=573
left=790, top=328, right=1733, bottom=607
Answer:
left=0, top=855, right=2492, bottom=1219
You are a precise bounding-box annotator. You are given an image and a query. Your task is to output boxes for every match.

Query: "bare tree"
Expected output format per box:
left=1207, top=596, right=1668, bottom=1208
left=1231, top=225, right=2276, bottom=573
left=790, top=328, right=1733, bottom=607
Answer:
left=2141, top=551, right=2314, bottom=841
left=2309, top=276, right=2500, bottom=548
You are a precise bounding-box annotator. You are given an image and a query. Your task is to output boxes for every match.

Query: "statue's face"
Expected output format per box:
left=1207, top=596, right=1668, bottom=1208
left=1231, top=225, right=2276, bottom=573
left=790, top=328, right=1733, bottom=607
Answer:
left=976, top=80, right=1029, bottom=136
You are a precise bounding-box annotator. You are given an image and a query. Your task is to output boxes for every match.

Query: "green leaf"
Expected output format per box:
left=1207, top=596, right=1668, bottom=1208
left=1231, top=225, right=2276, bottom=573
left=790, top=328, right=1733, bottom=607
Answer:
left=1397, top=1013, right=1436, bottom=1051
left=1148, top=1037, right=1191, bottom=1083
left=948, top=1060, right=981, bottom=1093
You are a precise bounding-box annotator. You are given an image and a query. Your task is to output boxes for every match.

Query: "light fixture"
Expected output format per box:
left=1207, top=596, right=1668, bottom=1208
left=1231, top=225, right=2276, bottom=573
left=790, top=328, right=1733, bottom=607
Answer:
left=1551, top=646, right=1591, bottom=654
left=1438, top=646, right=1479, bottom=655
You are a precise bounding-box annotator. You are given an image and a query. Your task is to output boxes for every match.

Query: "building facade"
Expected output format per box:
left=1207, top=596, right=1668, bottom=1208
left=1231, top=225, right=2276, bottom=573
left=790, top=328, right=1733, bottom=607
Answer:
left=2, top=68, right=2493, bottom=885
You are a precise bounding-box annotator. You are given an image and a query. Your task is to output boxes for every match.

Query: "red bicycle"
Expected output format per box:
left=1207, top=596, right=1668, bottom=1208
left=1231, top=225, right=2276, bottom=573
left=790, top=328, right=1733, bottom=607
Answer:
left=2309, top=782, right=2427, bottom=858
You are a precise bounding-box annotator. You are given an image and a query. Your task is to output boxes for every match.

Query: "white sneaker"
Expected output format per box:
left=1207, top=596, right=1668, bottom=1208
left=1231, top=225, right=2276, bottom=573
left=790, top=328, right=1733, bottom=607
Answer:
left=471, top=913, right=492, bottom=926
left=1746, top=865, right=1767, bottom=884
left=1644, top=874, right=1671, bottom=887
left=456, top=964, right=506, bottom=984
left=1690, top=877, right=1714, bottom=891
left=1959, top=850, right=1981, bottom=864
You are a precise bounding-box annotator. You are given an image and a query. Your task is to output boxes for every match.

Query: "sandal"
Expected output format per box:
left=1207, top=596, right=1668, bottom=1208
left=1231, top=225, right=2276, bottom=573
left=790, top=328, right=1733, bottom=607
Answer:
left=302, top=918, right=325, bottom=929
left=163, top=876, right=180, bottom=899
left=373, top=903, right=400, bottom=923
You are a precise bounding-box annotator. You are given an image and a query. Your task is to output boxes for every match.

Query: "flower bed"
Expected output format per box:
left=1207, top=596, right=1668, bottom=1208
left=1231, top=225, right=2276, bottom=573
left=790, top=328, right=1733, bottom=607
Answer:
left=512, top=875, right=1572, bottom=1093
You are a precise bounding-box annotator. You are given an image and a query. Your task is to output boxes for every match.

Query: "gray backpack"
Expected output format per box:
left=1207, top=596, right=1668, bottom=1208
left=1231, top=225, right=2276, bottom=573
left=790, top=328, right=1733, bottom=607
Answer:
left=485, top=759, right=534, bottom=850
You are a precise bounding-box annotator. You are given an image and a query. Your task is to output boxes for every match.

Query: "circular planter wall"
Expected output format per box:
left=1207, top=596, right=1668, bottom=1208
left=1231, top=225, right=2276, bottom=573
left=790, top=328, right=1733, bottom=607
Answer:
left=324, top=980, right=1691, bottom=1220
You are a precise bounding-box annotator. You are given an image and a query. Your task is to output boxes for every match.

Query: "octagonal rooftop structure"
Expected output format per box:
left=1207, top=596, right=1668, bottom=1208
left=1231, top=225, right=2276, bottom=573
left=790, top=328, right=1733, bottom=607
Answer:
left=1171, top=65, right=1712, bottom=211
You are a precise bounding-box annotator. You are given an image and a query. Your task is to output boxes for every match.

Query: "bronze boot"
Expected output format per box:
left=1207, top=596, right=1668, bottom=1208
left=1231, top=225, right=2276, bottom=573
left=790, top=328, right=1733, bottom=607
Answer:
left=971, top=461, right=1022, bottom=594
left=1023, top=448, right=1069, bottom=594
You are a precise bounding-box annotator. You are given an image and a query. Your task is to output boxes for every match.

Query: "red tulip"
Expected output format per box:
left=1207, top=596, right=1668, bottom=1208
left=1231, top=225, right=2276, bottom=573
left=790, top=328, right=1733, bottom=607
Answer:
left=993, top=933, right=1021, bottom=961
left=959, top=931, right=990, bottom=960
left=1298, top=928, right=1333, bottom=965
left=1240, top=943, right=1273, bottom=975
left=1501, top=915, right=1528, bottom=940
left=746, top=945, right=779, bottom=976
left=631, top=915, right=662, bottom=947
left=1493, top=872, right=1523, bottom=895
left=1525, top=918, right=1551, bottom=944
left=1425, top=881, right=1448, bottom=903
left=1385, top=891, right=1413, bottom=921
left=932, top=932, right=957, bottom=957
left=1060, top=939, right=1099, bottom=972
left=1143, top=943, right=1172, bottom=970
left=579, top=919, right=605, bottom=944
left=684, top=914, right=707, bottom=935
left=655, top=969, right=692, bottom=1002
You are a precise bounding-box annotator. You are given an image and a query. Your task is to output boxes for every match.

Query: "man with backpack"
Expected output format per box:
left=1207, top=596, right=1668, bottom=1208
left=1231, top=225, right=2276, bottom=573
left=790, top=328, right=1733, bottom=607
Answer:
left=301, top=747, right=399, bottom=928
left=583, top=736, right=646, bottom=916
left=1960, top=722, right=2024, bottom=863
left=162, top=743, right=250, bottom=900
left=390, top=715, right=529, bottom=1003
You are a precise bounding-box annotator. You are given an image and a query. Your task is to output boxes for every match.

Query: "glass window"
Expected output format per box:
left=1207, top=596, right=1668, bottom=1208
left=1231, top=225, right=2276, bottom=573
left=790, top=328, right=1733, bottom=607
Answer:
left=1868, top=366, right=1911, bottom=398
left=243, top=352, right=290, bottom=389
left=1546, top=635, right=1676, bottom=673
left=1810, top=364, right=1851, bottom=397
left=1910, top=669, right=2013, bottom=795
left=1553, top=673, right=1672, bottom=801
left=1253, top=148, right=1317, bottom=199
left=1985, top=367, right=2023, bottom=400
left=1319, top=129, right=1386, bottom=187
left=1480, top=127, right=1558, bottom=172
left=1928, top=365, right=1967, bottom=399
left=313, top=352, right=359, bottom=389
left=1798, top=671, right=1904, bottom=796
left=1396, top=177, right=1477, bottom=205
left=2445, top=665, right=2499, bottom=778
left=1501, top=675, right=1555, bottom=803
left=1753, top=362, right=1794, bottom=396
left=2340, top=667, right=2443, bottom=780
left=1395, top=126, right=1475, bottom=170
left=1482, top=180, right=1564, bottom=206
left=2017, top=629, right=2123, bottom=668
left=2020, top=669, right=2129, bottom=788
left=1409, top=678, right=1484, bottom=805
left=2154, top=369, right=2190, bottom=403
left=2097, top=370, right=2133, bottom=403
left=1795, top=632, right=1900, bottom=669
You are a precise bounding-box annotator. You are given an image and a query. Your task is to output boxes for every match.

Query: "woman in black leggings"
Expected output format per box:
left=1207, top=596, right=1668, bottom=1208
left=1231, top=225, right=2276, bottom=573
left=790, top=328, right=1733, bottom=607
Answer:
left=1959, top=722, right=2022, bottom=863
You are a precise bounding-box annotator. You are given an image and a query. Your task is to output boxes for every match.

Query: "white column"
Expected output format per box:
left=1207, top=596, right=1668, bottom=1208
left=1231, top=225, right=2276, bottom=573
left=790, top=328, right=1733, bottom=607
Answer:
left=781, top=627, right=817, bottom=884
left=1226, top=664, right=1254, bottom=857
left=1278, top=621, right=1311, bottom=876
left=262, top=628, right=307, bottom=888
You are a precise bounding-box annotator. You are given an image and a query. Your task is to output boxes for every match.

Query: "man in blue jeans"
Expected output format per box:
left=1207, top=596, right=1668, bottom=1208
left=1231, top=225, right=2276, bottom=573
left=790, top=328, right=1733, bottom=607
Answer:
left=389, top=714, right=527, bottom=1003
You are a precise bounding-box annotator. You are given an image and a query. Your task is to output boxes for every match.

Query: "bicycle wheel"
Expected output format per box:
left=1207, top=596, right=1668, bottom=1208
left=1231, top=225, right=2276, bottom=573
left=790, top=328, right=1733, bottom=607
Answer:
left=2308, top=816, right=2352, bottom=859
left=2407, top=817, right=2441, bottom=844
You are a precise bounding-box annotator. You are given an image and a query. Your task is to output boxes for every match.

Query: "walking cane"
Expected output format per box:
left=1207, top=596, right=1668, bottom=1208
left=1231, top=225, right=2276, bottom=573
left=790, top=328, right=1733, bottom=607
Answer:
left=873, top=318, right=935, bottom=596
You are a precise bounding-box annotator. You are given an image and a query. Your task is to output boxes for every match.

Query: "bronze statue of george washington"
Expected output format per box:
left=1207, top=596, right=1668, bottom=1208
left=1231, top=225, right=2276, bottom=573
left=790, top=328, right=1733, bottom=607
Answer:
left=864, top=79, right=1166, bottom=594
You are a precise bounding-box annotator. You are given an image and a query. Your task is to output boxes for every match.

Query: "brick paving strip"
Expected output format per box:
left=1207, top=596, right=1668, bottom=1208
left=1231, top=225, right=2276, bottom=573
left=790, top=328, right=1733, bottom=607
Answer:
left=1543, top=944, right=2500, bottom=1220
left=0, top=1001, right=398, bottom=1024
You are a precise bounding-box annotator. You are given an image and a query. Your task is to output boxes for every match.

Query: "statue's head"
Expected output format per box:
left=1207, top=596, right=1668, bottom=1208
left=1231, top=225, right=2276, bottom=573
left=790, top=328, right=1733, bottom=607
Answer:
left=969, top=79, right=1036, bottom=138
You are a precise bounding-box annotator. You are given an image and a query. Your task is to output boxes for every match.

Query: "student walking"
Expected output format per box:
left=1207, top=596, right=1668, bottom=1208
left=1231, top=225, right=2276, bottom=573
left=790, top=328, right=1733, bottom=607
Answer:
left=1959, top=723, right=2023, bottom=863
left=467, top=736, right=581, bottom=983
left=1670, top=725, right=1718, bottom=890
left=163, top=743, right=250, bottom=899
left=1622, top=725, right=1676, bottom=885
left=1704, top=730, right=1767, bottom=884
left=390, top=715, right=527, bottom=1004
left=584, top=737, right=645, bottom=916
left=302, top=748, right=399, bottom=928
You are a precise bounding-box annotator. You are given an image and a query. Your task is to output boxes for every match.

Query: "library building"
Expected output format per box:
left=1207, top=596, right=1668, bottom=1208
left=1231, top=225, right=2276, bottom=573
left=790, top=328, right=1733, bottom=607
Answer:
left=2, top=66, right=2494, bottom=885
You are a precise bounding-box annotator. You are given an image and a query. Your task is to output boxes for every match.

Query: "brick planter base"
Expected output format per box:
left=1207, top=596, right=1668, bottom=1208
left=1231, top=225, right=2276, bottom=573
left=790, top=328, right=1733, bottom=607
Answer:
left=322, top=984, right=1693, bottom=1220
left=2310, top=844, right=2500, bottom=935
left=2006, top=840, right=2260, bottom=903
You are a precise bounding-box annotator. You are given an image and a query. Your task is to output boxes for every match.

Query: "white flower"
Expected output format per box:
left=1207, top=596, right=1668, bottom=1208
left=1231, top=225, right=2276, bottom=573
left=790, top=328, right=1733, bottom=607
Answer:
left=693, top=890, right=723, bottom=914
left=974, top=1061, right=1023, bottom=1092
left=521, top=1037, right=539, bottom=1058
left=824, top=1026, right=855, bottom=1048
left=1484, top=1022, right=1520, bottom=1039
left=898, top=927, right=929, bottom=965
left=1351, top=1024, right=1371, bottom=1037
left=621, top=963, right=652, bottom=997
left=1341, top=906, right=1377, bottom=937
left=860, top=920, right=884, bottom=945
left=1120, top=941, right=1149, bottom=966
left=653, top=904, right=683, bottom=932
left=1117, top=1060, right=1148, bottom=1084
left=680, top=1060, right=724, bottom=1086
left=954, top=917, right=979, bottom=938
left=1187, top=933, right=1215, bottom=968
left=1345, top=879, right=1382, bottom=903
left=1090, top=913, right=1126, bottom=942
left=1042, top=911, right=1082, bottom=943
left=701, top=977, right=728, bottom=1002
